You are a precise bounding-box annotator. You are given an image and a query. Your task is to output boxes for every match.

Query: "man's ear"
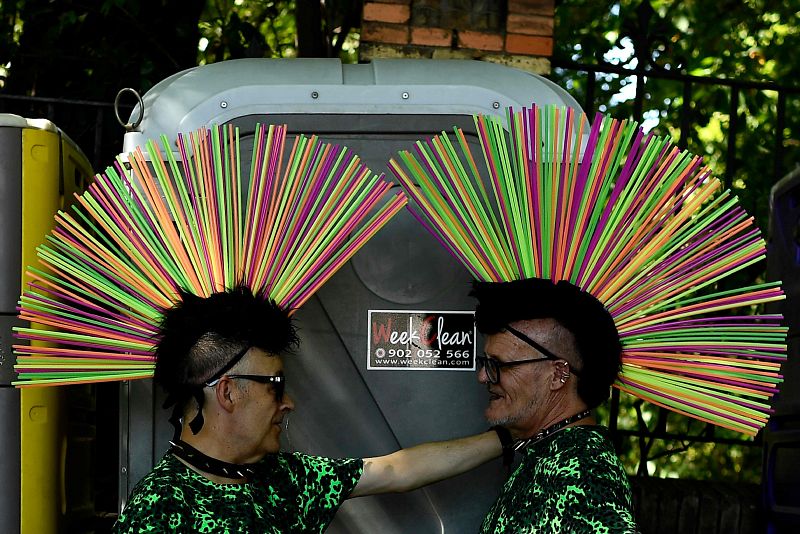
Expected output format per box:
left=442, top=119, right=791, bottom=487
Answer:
left=213, top=377, right=238, bottom=413
left=549, top=361, right=571, bottom=391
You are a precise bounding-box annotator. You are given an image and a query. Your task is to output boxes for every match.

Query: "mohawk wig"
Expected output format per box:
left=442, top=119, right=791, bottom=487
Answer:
left=154, top=286, right=298, bottom=394
left=390, top=104, right=786, bottom=435
left=14, top=123, right=406, bottom=387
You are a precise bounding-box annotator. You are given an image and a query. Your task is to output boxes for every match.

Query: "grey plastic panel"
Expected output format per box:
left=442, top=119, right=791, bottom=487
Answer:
left=767, top=167, right=800, bottom=415
left=122, top=58, right=583, bottom=154
left=0, top=314, right=24, bottom=387
left=0, top=127, right=22, bottom=316
left=0, top=385, right=20, bottom=533
left=0, top=122, right=22, bottom=526
left=764, top=166, right=800, bottom=520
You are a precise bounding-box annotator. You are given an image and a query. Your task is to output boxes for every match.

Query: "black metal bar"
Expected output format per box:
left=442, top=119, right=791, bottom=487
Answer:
left=774, top=91, right=787, bottom=181
left=613, top=428, right=760, bottom=447
left=0, top=93, right=116, bottom=108
left=724, top=87, right=739, bottom=189
left=679, top=81, right=692, bottom=150
left=551, top=58, right=800, bottom=94
left=609, top=387, right=620, bottom=443
left=633, top=72, right=644, bottom=122
left=94, top=107, right=105, bottom=171
left=585, top=71, right=596, bottom=119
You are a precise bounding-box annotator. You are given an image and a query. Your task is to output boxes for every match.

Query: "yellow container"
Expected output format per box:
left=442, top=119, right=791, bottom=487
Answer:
left=0, top=115, right=92, bottom=533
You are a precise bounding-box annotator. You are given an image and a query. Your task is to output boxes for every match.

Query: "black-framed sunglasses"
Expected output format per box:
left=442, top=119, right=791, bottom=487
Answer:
left=477, top=325, right=578, bottom=384
left=477, top=354, right=556, bottom=384
left=205, top=374, right=286, bottom=402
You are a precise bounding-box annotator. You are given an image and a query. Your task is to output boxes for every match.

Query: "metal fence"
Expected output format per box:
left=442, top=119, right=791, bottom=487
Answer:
left=552, top=58, right=800, bottom=477
left=0, top=93, right=129, bottom=170
left=552, top=58, right=800, bottom=188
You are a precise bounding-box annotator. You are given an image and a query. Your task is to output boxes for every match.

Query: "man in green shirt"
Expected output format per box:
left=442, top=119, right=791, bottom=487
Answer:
left=472, top=278, right=638, bottom=533
left=113, top=287, right=501, bottom=533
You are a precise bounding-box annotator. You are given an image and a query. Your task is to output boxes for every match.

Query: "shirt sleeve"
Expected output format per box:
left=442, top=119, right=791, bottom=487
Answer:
left=279, top=453, right=364, bottom=533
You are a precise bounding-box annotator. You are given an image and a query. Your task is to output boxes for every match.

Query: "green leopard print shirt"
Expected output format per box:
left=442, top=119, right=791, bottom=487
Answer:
left=113, top=452, right=363, bottom=533
left=480, top=425, right=637, bottom=534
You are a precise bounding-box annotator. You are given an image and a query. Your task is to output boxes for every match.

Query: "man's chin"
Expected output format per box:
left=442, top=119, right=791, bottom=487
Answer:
left=261, top=435, right=282, bottom=456
left=485, top=409, right=511, bottom=428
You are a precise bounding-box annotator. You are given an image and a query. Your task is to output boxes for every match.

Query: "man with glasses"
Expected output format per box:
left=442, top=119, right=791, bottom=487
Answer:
left=472, top=278, right=638, bottom=533
left=113, top=286, right=502, bottom=533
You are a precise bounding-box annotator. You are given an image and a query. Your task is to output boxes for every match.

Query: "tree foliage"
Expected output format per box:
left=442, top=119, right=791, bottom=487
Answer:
left=0, top=0, right=359, bottom=167
left=1, top=0, right=205, bottom=98
left=198, top=1, right=293, bottom=62
left=554, top=0, right=800, bottom=483
left=553, top=0, right=799, bottom=228
left=0, top=0, right=360, bottom=98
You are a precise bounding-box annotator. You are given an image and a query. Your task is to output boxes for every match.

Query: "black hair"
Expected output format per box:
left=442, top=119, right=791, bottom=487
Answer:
left=471, top=278, right=621, bottom=409
left=154, top=285, right=298, bottom=394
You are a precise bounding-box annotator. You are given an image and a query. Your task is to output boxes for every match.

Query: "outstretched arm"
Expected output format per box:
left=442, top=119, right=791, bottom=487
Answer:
left=350, top=430, right=502, bottom=497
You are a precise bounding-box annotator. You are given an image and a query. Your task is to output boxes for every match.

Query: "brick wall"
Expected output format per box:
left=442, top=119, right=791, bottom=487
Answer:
left=360, top=0, right=554, bottom=74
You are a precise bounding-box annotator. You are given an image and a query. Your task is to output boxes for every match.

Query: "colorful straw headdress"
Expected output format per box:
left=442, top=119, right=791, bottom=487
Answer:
left=14, top=123, right=406, bottom=386
left=389, top=104, right=787, bottom=436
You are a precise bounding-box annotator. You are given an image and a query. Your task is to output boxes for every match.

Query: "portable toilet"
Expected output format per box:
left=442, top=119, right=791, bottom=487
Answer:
left=116, top=58, right=582, bottom=532
left=0, top=114, right=93, bottom=533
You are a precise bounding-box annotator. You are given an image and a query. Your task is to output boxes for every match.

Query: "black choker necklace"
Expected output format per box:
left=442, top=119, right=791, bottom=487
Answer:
left=169, top=440, right=258, bottom=480
left=512, top=409, right=592, bottom=452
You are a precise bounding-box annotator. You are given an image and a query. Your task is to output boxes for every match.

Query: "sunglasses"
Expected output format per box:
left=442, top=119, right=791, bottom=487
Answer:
left=477, top=325, right=578, bottom=385
left=476, top=355, right=555, bottom=384
left=205, top=374, right=286, bottom=402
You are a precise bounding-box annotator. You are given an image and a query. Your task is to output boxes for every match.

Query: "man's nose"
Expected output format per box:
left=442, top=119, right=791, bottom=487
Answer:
left=477, top=365, right=489, bottom=384
left=281, top=392, right=295, bottom=411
